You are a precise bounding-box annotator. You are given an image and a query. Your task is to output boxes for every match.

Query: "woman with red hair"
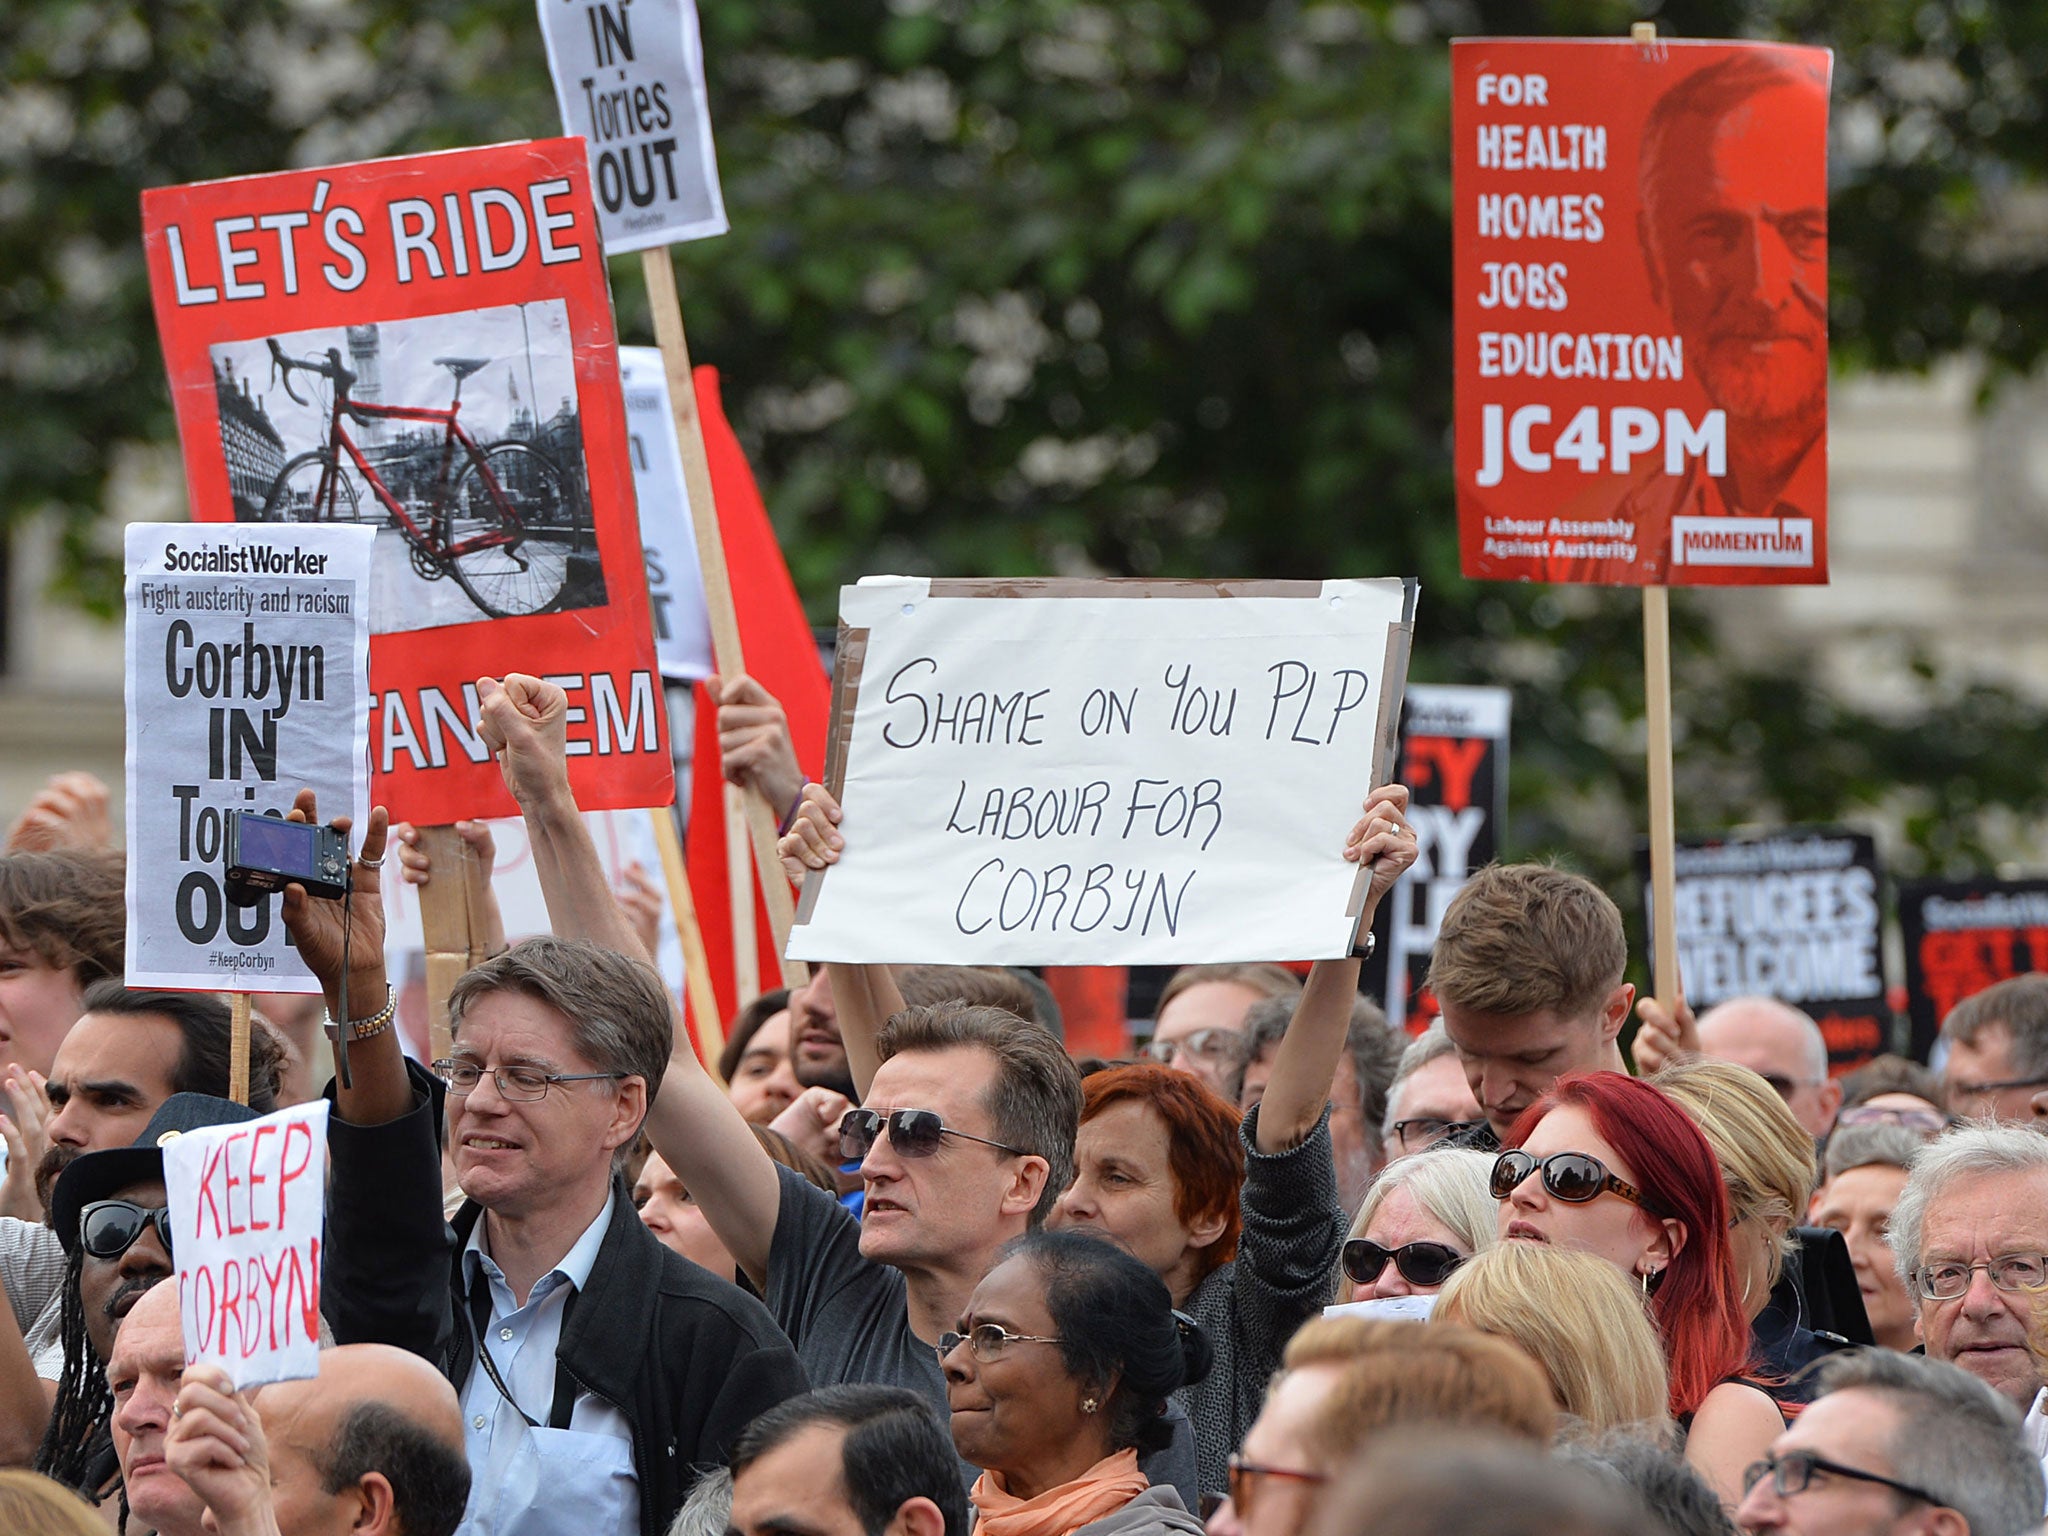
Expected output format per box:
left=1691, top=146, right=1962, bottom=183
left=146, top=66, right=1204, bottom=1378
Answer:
left=1492, top=1070, right=1781, bottom=1503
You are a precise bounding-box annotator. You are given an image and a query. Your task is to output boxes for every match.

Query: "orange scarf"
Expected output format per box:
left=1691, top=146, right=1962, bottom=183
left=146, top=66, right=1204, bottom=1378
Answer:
left=969, top=1449, right=1151, bottom=1536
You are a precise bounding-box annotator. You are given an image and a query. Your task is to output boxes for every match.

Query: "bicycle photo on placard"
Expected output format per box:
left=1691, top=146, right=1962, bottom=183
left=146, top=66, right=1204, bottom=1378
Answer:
left=210, top=299, right=606, bottom=634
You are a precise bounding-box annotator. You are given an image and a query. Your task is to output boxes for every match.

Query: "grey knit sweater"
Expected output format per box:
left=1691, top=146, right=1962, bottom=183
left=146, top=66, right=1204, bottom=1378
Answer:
left=1177, top=1103, right=1346, bottom=1498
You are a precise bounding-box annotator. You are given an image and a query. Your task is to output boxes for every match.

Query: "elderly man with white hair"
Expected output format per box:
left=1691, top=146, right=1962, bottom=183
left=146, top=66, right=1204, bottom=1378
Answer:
left=1888, top=1121, right=2048, bottom=1503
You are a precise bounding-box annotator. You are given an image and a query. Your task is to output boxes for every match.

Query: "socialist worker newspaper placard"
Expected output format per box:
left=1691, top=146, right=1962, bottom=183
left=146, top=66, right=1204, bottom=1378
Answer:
left=140, top=139, right=671, bottom=825
left=1453, top=38, right=1832, bottom=586
left=126, top=523, right=372, bottom=992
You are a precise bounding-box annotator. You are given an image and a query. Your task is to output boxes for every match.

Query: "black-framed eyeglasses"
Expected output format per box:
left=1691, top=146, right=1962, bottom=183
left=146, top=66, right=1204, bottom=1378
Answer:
left=1490, top=1149, right=1666, bottom=1216
left=79, top=1200, right=175, bottom=1262
left=1141, top=1028, right=1238, bottom=1066
left=1913, top=1253, right=2048, bottom=1301
left=840, top=1107, right=1027, bottom=1162
left=1390, top=1116, right=1488, bottom=1152
left=935, top=1322, right=1063, bottom=1364
left=1948, top=1073, right=2048, bottom=1099
left=432, top=1059, right=629, bottom=1101
left=1742, top=1449, right=1945, bottom=1507
left=1341, top=1238, right=1467, bottom=1289
left=1227, top=1455, right=1329, bottom=1523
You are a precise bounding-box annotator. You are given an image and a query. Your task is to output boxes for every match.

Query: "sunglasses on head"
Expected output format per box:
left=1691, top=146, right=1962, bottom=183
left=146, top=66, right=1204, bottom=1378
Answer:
left=1341, top=1238, right=1467, bottom=1289
left=1489, top=1150, right=1665, bottom=1215
left=79, top=1199, right=175, bottom=1262
left=838, top=1107, right=1027, bottom=1162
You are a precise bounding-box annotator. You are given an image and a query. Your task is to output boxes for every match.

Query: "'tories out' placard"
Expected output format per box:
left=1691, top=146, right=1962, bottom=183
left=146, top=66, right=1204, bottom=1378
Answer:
left=1453, top=38, right=1833, bottom=586
left=164, top=1100, right=329, bottom=1388
left=537, top=0, right=728, bottom=250
left=789, top=578, right=1416, bottom=966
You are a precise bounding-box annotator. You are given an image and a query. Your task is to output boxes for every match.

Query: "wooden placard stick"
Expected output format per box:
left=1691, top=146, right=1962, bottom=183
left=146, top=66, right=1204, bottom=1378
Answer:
left=649, top=806, right=728, bottom=1081
left=1633, top=20, right=1683, bottom=1014
left=415, top=823, right=475, bottom=1067
left=640, top=245, right=808, bottom=991
left=229, top=993, right=252, bottom=1106
left=725, top=781, right=760, bottom=1005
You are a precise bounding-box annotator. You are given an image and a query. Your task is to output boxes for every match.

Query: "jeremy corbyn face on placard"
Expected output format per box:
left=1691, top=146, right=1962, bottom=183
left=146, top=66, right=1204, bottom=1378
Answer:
left=1636, top=58, right=1828, bottom=501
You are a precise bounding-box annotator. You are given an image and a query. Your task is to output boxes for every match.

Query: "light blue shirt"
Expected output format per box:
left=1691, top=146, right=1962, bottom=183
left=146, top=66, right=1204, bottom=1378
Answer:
left=456, top=1193, right=637, bottom=1536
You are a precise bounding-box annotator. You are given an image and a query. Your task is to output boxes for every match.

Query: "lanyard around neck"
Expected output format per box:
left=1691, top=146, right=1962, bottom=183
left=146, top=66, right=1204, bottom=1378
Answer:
left=467, top=1273, right=581, bottom=1431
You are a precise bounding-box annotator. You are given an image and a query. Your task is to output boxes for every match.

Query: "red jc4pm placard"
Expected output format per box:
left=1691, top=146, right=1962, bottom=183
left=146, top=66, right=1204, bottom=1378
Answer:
left=1453, top=39, right=1832, bottom=587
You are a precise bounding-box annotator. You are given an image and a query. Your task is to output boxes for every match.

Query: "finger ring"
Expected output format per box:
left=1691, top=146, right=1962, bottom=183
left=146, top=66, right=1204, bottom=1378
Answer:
left=358, top=854, right=384, bottom=868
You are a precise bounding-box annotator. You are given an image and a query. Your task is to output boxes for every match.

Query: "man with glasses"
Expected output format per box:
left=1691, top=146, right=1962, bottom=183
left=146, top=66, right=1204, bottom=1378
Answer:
left=1735, top=1349, right=2042, bottom=1535
left=1144, top=964, right=1301, bottom=1101
left=1887, top=1122, right=2048, bottom=1502
left=1379, top=1025, right=1485, bottom=1161
left=280, top=686, right=806, bottom=1536
left=33, top=1091, right=257, bottom=1504
left=1694, top=996, right=1842, bottom=1141
left=1938, top=976, right=2048, bottom=1123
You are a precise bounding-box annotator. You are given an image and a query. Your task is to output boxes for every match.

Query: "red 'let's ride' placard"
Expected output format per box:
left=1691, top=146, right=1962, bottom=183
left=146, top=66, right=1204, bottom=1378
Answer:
left=142, top=139, right=671, bottom=824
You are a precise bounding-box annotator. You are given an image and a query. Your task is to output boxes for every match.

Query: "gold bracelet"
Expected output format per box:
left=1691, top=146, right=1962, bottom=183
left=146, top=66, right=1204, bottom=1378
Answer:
left=325, top=985, right=397, bottom=1043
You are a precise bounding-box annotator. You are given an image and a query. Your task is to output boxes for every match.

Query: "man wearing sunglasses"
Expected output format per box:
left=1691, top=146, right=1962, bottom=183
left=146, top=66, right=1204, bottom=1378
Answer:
left=1938, top=976, right=2048, bottom=1125
left=1734, top=1349, right=2041, bottom=1536
left=36, top=1091, right=259, bottom=1506
left=1425, top=866, right=1634, bottom=1146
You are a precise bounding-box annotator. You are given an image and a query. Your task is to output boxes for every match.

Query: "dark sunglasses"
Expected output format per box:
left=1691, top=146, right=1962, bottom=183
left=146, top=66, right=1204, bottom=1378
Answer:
left=1490, top=1150, right=1665, bottom=1216
left=79, top=1199, right=175, bottom=1262
left=1341, top=1238, right=1467, bottom=1289
left=839, top=1107, right=1026, bottom=1162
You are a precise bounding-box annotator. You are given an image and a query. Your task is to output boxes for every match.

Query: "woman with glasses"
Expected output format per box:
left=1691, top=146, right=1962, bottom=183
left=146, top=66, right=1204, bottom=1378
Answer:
left=1434, top=1243, right=1673, bottom=1443
left=1835, top=1053, right=1949, bottom=1136
left=941, top=1230, right=1212, bottom=1536
left=1339, top=1148, right=1496, bottom=1301
left=1491, top=1070, right=1780, bottom=1504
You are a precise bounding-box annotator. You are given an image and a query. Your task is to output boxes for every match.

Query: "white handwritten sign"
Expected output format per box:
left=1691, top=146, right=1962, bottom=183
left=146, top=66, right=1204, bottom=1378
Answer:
left=618, top=348, right=713, bottom=680
left=164, top=1100, right=329, bottom=1388
left=789, top=578, right=1417, bottom=965
left=538, top=0, right=728, bottom=250
left=124, top=523, right=373, bottom=992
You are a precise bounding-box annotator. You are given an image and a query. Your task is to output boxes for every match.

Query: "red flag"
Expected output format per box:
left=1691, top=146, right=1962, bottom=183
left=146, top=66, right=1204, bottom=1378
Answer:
left=684, top=367, right=829, bottom=1044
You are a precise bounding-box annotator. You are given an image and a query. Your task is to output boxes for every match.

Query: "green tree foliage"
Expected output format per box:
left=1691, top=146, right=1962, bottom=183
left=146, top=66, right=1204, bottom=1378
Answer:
left=4, top=0, right=2047, bottom=894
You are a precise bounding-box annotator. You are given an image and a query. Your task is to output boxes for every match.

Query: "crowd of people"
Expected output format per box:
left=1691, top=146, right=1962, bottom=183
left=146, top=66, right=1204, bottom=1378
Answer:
left=2, top=676, right=2048, bottom=1536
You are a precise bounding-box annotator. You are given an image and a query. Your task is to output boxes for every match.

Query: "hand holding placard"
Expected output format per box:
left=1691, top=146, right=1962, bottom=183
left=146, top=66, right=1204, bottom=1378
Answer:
left=163, top=1100, right=330, bottom=1389
left=165, top=1363, right=281, bottom=1536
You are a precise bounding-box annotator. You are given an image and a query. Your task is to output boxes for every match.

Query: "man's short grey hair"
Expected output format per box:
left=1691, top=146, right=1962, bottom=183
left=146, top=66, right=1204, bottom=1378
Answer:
left=1815, top=1349, right=2045, bottom=1536
left=1824, top=1122, right=1927, bottom=1184
left=447, top=935, right=674, bottom=1096
left=1887, top=1121, right=2048, bottom=1298
left=1382, top=1025, right=1461, bottom=1142
left=1941, top=974, right=2048, bottom=1082
left=665, top=1468, right=732, bottom=1536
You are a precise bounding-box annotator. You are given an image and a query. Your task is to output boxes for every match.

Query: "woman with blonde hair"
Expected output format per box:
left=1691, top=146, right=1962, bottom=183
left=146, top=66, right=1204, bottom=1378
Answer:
left=1434, top=1243, right=1672, bottom=1444
left=1341, top=1148, right=1498, bottom=1300
left=0, top=1469, right=105, bottom=1536
left=1652, top=1056, right=1836, bottom=1404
